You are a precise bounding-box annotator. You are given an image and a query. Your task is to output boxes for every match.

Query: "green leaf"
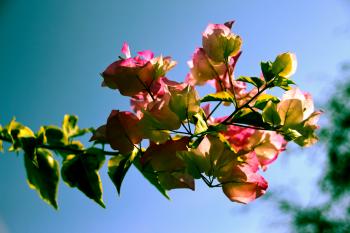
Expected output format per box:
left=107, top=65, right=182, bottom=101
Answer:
left=231, top=108, right=269, bottom=128
left=201, top=91, right=235, bottom=103
left=61, top=148, right=106, bottom=207
left=108, top=149, right=137, bottom=195
left=273, top=76, right=296, bottom=90
left=71, top=128, right=94, bottom=138
left=192, top=112, right=208, bottom=134
left=108, top=155, right=131, bottom=195
left=237, top=76, right=265, bottom=88
left=176, top=151, right=202, bottom=179
left=281, top=128, right=302, bottom=141
left=262, top=101, right=281, bottom=127
left=62, top=115, right=78, bottom=137
left=190, top=136, right=204, bottom=149
left=254, top=94, right=280, bottom=110
left=24, top=149, right=59, bottom=209
left=138, top=111, right=170, bottom=143
left=44, top=126, right=68, bottom=146
left=169, top=85, right=200, bottom=121
left=133, top=155, right=170, bottom=200
left=7, top=119, right=36, bottom=152
left=261, top=61, right=274, bottom=82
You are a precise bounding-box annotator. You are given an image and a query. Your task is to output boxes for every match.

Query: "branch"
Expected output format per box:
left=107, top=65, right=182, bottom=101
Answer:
left=0, top=135, right=120, bottom=156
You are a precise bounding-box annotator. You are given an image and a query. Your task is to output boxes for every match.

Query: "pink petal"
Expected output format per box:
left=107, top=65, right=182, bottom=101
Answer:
left=137, top=50, right=154, bottom=61
left=121, top=42, right=131, bottom=58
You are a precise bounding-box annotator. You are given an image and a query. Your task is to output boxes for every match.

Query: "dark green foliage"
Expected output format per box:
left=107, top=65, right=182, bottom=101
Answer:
left=108, top=150, right=137, bottom=195
left=61, top=148, right=106, bottom=208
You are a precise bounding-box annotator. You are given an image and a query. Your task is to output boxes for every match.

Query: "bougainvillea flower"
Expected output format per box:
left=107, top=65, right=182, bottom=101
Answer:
left=278, top=88, right=313, bottom=126
left=187, top=135, right=268, bottom=203
left=187, top=48, right=225, bottom=85
left=105, top=110, right=142, bottom=154
left=247, top=131, right=287, bottom=171
left=278, top=88, right=322, bottom=146
left=131, top=77, right=187, bottom=118
left=141, top=137, right=194, bottom=190
left=151, top=56, right=177, bottom=78
left=272, top=52, right=297, bottom=78
left=202, top=24, right=242, bottom=63
left=137, top=91, right=181, bottom=143
left=101, top=43, right=156, bottom=96
left=221, top=170, right=268, bottom=204
left=293, top=110, right=322, bottom=147
left=220, top=124, right=255, bottom=152
left=210, top=115, right=286, bottom=170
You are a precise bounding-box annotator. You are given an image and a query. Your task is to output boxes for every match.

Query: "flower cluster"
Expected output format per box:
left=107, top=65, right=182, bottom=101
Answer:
left=93, top=21, right=321, bottom=203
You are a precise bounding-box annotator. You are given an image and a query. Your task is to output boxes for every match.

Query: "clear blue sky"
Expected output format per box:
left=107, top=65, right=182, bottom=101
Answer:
left=0, top=0, right=349, bottom=232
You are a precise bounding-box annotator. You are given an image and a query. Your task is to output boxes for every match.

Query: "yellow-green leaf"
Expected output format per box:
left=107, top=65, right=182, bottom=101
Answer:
left=201, top=91, right=235, bottom=103
left=272, top=52, right=297, bottom=78
left=236, top=76, right=265, bottom=88
left=192, top=112, right=208, bottom=134
left=24, top=149, right=59, bottom=209
left=278, top=99, right=303, bottom=127
left=62, top=115, right=79, bottom=137
left=254, top=94, right=280, bottom=110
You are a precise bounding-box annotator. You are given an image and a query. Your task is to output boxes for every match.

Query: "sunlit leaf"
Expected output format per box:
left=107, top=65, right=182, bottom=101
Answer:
left=278, top=99, right=303, bottom=127
left=254, top=94, right=280, bottom=110
left=236, top=76, right=265, bottom=89
left=62, top=115, right=79, bottom=137
left=7, top=119, right=36, bottom=153
left=201, top=91, right=235, bottom=103
left=192, top=112, right=208, bottom=134
left=24, top=149, right=59, bottom=209
left=273, top=76, right=296, bottom=90
left=262, top=101, right=281, bottom=127
left=281, top=128, right=302, bottom=141
left=272, top=52, right=297, bottom=78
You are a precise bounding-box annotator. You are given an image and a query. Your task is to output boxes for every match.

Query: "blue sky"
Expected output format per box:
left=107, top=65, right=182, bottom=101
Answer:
left=0, top=0, right=349, bottom=232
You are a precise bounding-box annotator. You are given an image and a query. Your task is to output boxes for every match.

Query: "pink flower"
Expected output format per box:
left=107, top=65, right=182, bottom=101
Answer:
left=217, top=151, right=268, bottom=204
left=141, top=137, right=194, bottom=190
left=130, top=77, right=187, bottom=118
left=101, top=43, right=155, bottom=96
left=202, top=23, right=242, bottom=62
left=210, top=115, right=287, bottom=170
left=189, top=135, right=268, bottom=203
left=247, top=131, right=287, bottom=171
left=105, top=110, right=142, bottom=154
left=187, top=48, right=225, bottom=85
